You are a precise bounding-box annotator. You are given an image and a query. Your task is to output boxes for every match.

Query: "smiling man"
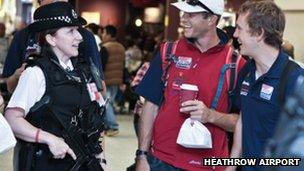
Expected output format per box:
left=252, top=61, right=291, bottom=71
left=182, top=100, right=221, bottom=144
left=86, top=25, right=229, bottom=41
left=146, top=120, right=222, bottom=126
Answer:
left=135, top=0, right=246, bottom=170
left=227, top=1, right=304, bottom=171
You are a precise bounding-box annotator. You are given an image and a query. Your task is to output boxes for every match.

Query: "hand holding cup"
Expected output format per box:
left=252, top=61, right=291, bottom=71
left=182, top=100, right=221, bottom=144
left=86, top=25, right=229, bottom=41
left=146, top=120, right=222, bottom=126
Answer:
left=180, top=84, right=198, bottom=114
left=180, top=84, right=199, bottom=104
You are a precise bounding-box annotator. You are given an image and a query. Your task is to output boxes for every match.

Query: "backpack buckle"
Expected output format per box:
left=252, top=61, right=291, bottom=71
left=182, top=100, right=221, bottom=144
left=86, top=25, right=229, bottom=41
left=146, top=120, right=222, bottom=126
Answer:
left=166, top=54, right=178, bottom=63
left=229, top=63, right=236, bottom=69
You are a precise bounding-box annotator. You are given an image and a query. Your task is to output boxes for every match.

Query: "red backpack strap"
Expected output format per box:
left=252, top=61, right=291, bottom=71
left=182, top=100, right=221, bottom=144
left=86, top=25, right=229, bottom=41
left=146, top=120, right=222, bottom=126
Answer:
left=160, top=41, right=169, bottom=69
left=160, top=40, right=179, bottom=87
left=225, top=47, right=243, bottom=92
left=224, top=46, right=245, bottom=111
left=160, top=41, right=178, bottom=70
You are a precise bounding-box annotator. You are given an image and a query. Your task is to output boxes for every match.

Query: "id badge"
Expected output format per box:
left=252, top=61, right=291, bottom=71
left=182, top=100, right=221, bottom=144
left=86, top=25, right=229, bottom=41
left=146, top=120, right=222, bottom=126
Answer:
left=86, top=82, right=105, bottom=106
left=176, top=57, right=192, bottom=69
left=260, top=84, right=274, bottom=100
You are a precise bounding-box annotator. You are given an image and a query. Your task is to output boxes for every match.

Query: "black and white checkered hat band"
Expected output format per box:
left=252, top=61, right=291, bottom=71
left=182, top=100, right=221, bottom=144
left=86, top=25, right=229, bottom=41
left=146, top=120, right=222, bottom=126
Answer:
left=34, top=16, right=72, bottom=23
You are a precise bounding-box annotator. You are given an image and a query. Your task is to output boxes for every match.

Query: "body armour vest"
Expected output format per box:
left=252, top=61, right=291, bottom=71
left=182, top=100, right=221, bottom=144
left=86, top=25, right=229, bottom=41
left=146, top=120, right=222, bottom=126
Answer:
left=18, top=50, right=104, bottom=171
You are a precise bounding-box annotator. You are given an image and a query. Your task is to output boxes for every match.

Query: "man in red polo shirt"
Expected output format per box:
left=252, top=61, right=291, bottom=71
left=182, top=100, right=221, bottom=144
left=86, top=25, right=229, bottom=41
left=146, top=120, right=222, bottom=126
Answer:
left=135, top=0, right=246, bottom=170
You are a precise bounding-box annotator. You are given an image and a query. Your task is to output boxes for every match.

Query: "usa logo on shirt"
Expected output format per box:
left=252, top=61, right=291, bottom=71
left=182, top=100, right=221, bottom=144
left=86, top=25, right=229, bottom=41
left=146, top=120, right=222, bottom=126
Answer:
left=260, top=84, right=274, bottom=100
left=176, top=56, right=192, bottom=69
left=240, top=81, right=250, bottom=96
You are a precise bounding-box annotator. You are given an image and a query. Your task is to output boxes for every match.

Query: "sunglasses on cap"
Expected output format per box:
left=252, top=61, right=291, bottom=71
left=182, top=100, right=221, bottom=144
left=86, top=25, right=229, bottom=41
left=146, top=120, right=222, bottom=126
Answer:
left=184, top=0, right=215, bottom=15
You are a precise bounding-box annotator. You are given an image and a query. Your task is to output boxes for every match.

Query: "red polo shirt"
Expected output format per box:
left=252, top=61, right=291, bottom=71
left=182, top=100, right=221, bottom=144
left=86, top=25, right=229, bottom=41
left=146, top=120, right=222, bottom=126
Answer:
left=150, top=38, right=242, bottom=171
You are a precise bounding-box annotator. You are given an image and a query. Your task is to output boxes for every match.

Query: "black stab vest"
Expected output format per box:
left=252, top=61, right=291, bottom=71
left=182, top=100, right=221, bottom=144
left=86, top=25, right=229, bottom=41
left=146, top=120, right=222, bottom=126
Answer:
left=18, top=51, right=104, bottom=171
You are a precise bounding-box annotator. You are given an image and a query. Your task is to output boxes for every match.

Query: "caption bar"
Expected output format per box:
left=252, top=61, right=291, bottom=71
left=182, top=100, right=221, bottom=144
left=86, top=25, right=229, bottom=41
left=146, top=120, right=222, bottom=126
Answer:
left=203, top=158, right=301, bottom=166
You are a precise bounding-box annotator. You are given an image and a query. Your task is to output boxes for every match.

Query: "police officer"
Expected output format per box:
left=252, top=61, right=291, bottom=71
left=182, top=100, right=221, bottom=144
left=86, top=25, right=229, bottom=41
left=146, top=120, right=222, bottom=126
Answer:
left=3, top=0, right=105, bottom=94
left=5, top=2, right=105, bottom=170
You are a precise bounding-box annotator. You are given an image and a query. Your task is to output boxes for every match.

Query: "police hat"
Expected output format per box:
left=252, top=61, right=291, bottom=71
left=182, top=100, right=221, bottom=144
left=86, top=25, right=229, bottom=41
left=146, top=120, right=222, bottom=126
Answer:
left=29, top=2, right=87, bottom=32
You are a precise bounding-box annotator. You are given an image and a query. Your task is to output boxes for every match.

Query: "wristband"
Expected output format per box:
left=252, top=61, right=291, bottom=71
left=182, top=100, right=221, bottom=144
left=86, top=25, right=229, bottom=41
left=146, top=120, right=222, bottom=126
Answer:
left=135, top=149, right=148, bottom=157
left=135, top=154, right=147, bottom=160
left=35, top=129, right=41, bottom=143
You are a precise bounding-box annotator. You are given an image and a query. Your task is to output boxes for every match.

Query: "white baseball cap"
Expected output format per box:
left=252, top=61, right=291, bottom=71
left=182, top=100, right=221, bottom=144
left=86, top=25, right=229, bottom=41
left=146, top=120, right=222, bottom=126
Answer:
left=171, top=0, right=224, bottom=15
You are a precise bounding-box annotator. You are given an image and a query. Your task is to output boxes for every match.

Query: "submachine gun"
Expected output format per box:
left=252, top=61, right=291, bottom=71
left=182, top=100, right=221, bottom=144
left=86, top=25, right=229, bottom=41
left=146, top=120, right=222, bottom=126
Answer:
left=264, top=75, right=304, bottom=171
left=30, top=95, right=105, bottom=171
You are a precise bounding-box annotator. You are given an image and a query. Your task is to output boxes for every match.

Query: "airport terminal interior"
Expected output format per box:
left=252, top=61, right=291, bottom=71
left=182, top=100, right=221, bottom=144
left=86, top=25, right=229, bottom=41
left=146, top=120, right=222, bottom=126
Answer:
left=0, top=0, right=304, bottom=170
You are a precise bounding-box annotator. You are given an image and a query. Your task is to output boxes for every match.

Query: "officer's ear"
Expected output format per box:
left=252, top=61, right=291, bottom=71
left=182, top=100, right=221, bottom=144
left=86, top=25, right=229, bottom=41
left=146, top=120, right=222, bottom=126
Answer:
left=45, top=34, right=56, bottom=47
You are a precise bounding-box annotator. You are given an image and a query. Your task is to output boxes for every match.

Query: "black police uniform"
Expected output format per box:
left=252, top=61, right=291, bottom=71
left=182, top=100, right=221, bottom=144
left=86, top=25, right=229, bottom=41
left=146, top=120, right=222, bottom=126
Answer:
left=17, top=49, right=104, bottom=171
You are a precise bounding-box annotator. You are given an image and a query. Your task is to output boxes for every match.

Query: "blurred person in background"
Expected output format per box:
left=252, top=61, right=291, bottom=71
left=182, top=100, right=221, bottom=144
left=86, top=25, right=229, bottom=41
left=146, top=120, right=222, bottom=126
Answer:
left=223, top=25, right=240, bottom=50
left=282, top=40, right=294, bottom=59
left=100, top=25, right=125, bottom=136
left=85, top=23, right=102, bottom=51
left=125, top=39, right=143, bottom=74
left=124, top=39, right=144, bottom=114
left=0, top=23, right=10, bottom=73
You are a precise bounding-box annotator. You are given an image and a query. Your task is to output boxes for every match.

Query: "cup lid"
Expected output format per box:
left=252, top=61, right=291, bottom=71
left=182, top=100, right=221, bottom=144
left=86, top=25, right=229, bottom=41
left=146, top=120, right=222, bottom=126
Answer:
left=180, top=84, right=199, bottom=91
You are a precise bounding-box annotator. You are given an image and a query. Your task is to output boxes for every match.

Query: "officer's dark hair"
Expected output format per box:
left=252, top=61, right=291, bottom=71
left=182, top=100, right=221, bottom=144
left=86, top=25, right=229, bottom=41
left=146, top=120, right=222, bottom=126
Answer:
left=37, top=0, right=42, bottom=5
left=38, top=28, right=60, bottom=48
left=104, top=25, right=117, bottom=38
left=238, top=0, right=285, bottom=49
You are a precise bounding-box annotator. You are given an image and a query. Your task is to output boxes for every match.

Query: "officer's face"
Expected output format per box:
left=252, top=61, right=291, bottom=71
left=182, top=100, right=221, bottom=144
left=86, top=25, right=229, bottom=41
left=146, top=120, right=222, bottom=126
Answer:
left=48, top=26, right=83, bottom=59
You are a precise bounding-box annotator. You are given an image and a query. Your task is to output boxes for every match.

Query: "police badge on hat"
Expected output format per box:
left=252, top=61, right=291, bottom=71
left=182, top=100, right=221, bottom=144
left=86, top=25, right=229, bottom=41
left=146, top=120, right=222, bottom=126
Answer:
left=29, top=1, right=87, bottom=32
left=71, top=9, right=78, bottom=19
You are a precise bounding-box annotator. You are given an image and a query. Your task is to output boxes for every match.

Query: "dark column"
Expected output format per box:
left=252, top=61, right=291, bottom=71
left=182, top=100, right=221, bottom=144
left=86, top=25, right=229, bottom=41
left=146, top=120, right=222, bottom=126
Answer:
left=164, top=0, right=180, bottom=40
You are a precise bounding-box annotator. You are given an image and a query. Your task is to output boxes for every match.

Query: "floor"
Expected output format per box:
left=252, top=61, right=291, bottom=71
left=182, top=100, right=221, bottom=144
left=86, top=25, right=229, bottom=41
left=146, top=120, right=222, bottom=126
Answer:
left=0, top=115, right=138, bottom=171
